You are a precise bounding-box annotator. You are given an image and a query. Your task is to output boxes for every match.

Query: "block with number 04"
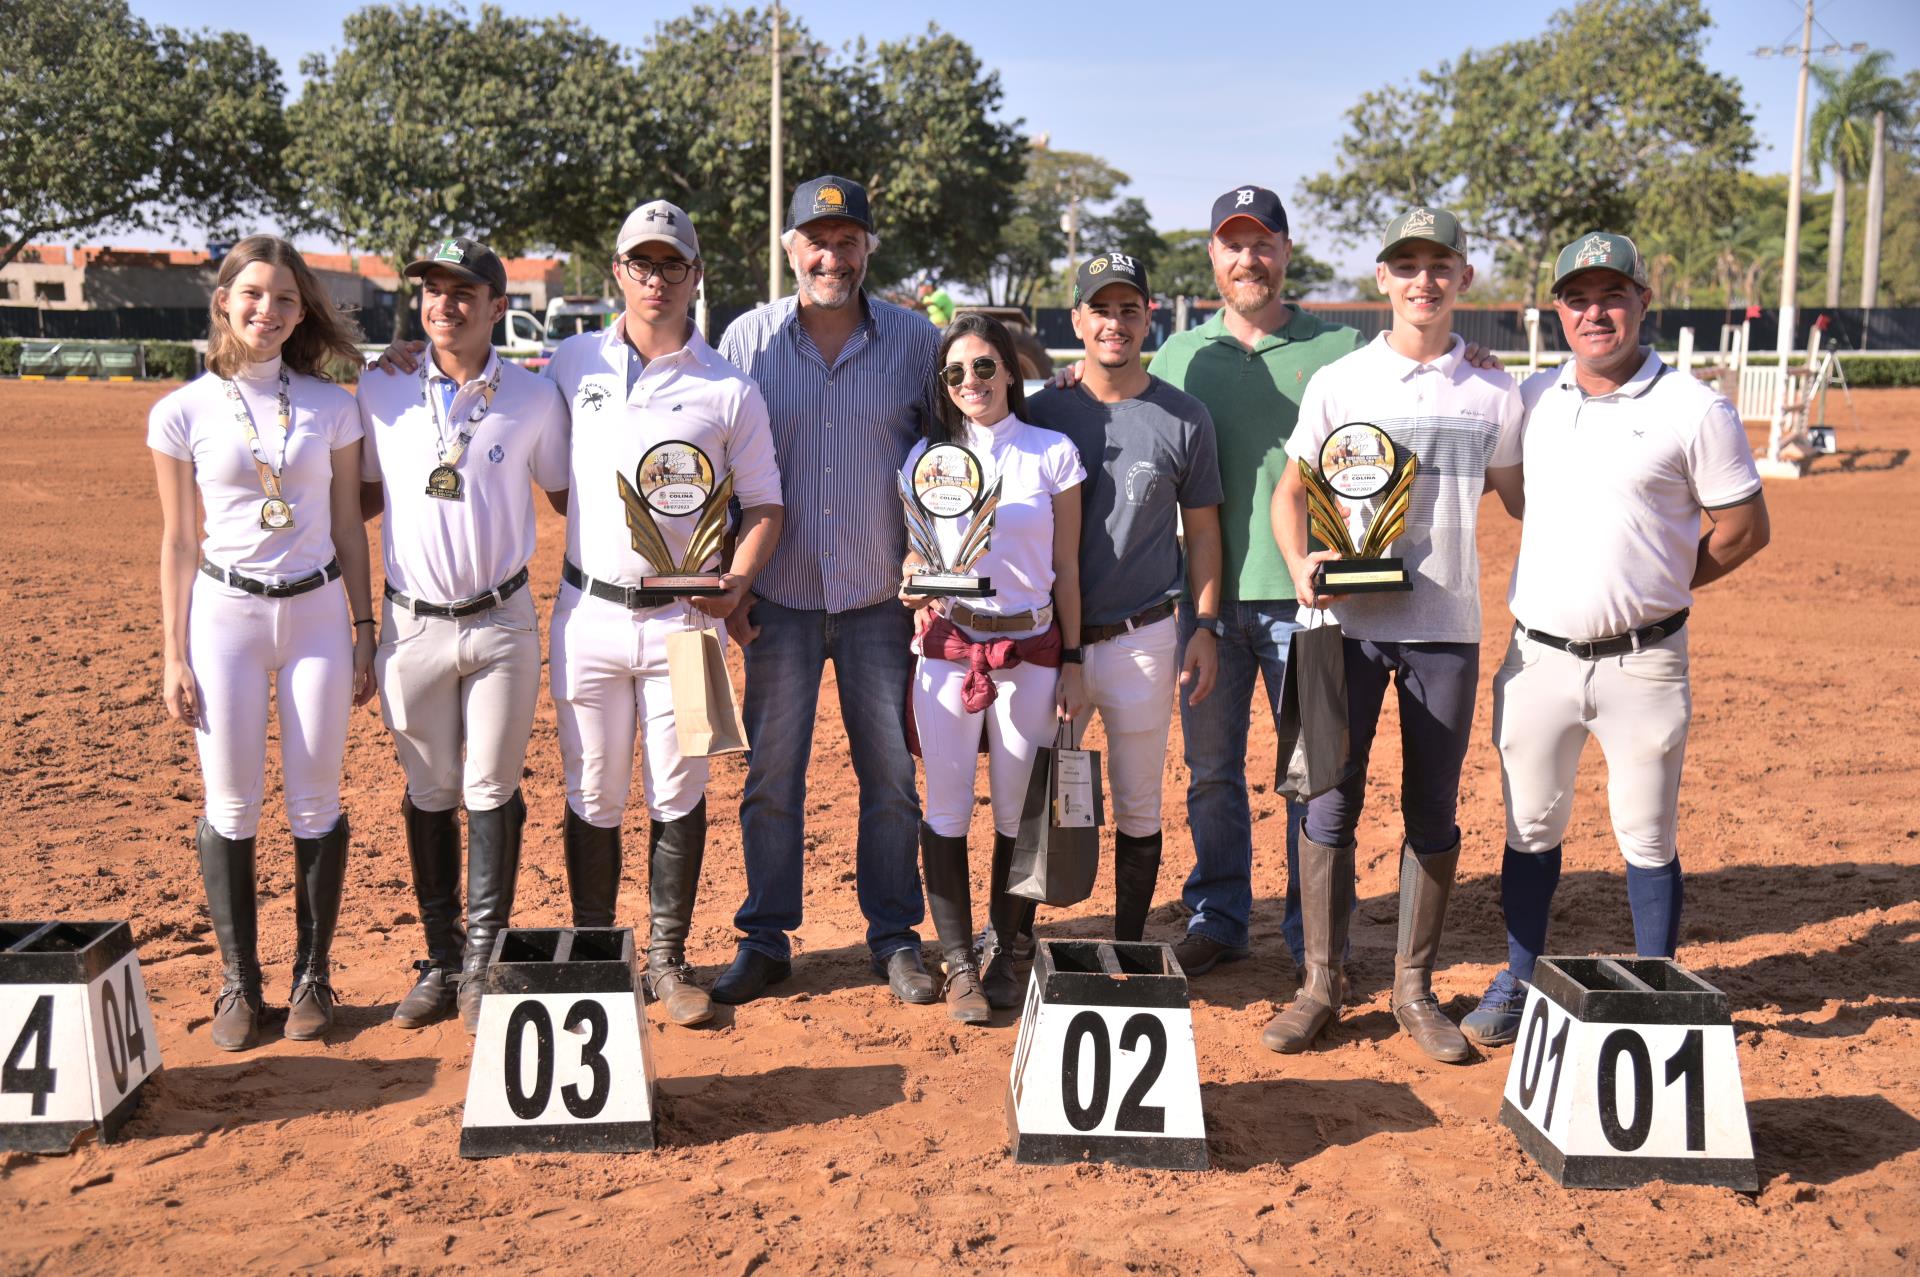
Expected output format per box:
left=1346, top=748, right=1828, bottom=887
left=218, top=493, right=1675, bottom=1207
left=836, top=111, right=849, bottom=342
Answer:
left=0, top=921, right=161, bottom=1153
left=1498, top=957, right=1757, bottom=1191
left=460, top=928, right=656, bottom=1158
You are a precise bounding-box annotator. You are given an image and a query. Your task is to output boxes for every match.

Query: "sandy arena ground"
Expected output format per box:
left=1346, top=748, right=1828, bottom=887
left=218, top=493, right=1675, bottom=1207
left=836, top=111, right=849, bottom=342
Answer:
left=0, top=379, right=1915, bottom=1274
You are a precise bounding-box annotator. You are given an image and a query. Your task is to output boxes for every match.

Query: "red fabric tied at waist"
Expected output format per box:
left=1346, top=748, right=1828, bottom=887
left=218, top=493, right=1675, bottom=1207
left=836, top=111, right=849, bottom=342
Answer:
left=921, top=615, right=1062, bottom=713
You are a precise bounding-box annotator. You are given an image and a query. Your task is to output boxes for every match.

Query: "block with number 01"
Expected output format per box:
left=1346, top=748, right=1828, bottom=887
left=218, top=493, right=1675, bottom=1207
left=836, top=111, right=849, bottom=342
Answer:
left=1499, top=957, right=1756, bottom=1191
left=1006, top=940, right=1207, bottom=1170
left=460, top=928, right=656, bottom=1158
left=0, top=921, right=161, bottom=1153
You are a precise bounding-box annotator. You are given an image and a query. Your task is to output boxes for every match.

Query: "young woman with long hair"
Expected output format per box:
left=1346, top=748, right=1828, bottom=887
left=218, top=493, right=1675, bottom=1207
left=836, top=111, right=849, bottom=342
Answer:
left=149, top=235, right=375, bottom=1050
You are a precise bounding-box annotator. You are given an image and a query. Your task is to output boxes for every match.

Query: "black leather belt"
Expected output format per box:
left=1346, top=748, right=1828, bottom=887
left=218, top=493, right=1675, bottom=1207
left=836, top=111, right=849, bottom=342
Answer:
left=200, top=558, right=340, bottom=599
left=385, top=566, right=530, bottom=619
left=1520, top=609, right=1689, bottom=660
left=1083, top=598, right=1178, bottom=645
left=562, top=559, right=676, bottom=611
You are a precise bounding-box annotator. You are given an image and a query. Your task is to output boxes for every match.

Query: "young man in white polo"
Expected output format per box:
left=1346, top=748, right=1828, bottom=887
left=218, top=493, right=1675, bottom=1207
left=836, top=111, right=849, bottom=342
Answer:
left=357, top=236, right=570, bottom=1031
left=1460, top=231, right=1768, bottom=1046
left=1270, top=207, right=1524, bottom=1060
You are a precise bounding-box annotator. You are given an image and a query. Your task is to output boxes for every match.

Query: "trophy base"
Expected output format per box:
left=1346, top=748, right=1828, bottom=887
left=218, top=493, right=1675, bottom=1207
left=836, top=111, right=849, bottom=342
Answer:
left=641, top=574, right=728, bottom=596
left=908, top=573, right=995, bottom=598
left=1315, top=558, right=1411, bottom=594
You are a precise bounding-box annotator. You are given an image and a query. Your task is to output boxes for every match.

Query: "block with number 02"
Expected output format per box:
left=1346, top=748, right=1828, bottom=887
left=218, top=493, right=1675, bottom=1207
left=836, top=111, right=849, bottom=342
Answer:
left=1499, top=957, right=1756, bottom=1191
left=460, top=928, right=656, bottom=1157
left=1006, top=940, right=1207, bottom=1170
left=0, top=921, right=162, bottom=1153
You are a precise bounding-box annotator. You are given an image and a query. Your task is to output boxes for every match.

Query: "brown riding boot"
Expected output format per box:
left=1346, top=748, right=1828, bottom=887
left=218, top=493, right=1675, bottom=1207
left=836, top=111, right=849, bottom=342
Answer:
left=1262, top=827, right=1353, bottom=1053
left=646, top=800, right=713, bottom=1027
left=1391, top=836, right=1472, bottom=1063
left=943, top=951, right=992, bottom=1024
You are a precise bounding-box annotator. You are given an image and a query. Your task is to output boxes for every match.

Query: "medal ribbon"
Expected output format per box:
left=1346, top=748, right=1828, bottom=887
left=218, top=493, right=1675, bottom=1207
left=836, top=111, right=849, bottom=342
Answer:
left=224, top=368, right=292, bottom=499
left=420, top=354, right=502, bottom=471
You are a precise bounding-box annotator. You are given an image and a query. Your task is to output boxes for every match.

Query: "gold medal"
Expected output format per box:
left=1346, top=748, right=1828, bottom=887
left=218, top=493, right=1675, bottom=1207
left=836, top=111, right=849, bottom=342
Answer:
left=425, top=464, right=464, bottom=501
left=260, top=497, right=295, bottom=530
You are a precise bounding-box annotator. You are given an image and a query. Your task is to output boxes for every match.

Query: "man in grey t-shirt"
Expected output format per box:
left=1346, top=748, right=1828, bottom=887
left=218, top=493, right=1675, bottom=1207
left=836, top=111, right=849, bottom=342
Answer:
left=1007, top=252, right=1223, bottom=977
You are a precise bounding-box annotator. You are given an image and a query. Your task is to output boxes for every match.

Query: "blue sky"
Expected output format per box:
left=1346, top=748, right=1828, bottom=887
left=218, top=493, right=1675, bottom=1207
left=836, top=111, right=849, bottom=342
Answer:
left=130, top=0, right=1919, bottom=280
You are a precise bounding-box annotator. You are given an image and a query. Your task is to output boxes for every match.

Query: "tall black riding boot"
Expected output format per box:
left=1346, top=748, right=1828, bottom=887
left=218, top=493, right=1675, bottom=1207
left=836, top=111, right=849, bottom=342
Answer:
left=458, top=790, right=525, bottom=1032
left=920, top=823, right=988, bottom=1024
left=564, top=805, right=622, bottom=928
left=980, top=832, right=1025, bottom=1009
left=647, top=799, right=713, bottom=1026
left=1112, top=830, right=1164, bottom=943
left=287, top=814, right=349, bottom=1041
left=393, top=798, right=463, bottom=1029
left=196, top=818, right=262, bottom=1052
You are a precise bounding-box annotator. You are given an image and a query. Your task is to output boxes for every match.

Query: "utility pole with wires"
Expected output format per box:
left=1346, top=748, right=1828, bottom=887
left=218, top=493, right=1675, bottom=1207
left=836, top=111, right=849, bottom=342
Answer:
left=767, top=3, right=784, bottom=305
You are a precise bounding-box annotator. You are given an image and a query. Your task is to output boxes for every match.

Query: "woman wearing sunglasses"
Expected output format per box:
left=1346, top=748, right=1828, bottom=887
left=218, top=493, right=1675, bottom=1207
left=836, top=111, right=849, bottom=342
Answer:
left=902, top=313, right=1086, bottom=1023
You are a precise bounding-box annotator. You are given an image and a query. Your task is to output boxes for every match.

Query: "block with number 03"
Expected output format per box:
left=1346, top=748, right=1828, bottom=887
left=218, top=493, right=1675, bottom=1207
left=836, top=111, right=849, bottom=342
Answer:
left=1006, top=940, right=1207, bottom=1170
left=0, top=921, right=161, bottom=1153
left=460, top=928, right=656, bottom=1157
left=1499, top=957, right=1756, bottom=1191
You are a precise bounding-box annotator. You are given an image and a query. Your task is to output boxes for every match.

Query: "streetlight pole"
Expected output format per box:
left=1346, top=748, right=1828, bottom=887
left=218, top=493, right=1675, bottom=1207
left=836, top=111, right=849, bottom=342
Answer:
left=767, top=3, right=783, bottom=305
left=1772, top=0, right=1814, bottom=438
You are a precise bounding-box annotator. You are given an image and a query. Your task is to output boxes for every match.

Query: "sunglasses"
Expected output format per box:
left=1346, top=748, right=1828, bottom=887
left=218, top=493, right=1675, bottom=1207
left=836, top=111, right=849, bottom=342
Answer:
left=617, top=256, right=695, bottom=284
left=939, top=356, right=1001, bottom=387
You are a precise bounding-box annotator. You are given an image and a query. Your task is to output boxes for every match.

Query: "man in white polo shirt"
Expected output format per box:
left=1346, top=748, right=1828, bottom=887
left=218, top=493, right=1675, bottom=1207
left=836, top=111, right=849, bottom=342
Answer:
left=1270, top=207, right=1523, bottom=1061
left=358, top=235, right=571, bottom=1032
left=1461, top=231, right=1769, bottom=1046
left=546, top=200, right=785, bottom=1027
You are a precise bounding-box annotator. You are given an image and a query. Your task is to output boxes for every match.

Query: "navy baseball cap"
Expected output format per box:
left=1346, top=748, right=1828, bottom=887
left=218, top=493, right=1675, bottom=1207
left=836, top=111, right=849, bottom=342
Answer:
left=1074, top=251, right=1150, bottom=305
left=787, top=175, right=873, bottom=233
left=404, top=236, right=508, bottom=295
left=1211, top=185, right=1288, bottom=238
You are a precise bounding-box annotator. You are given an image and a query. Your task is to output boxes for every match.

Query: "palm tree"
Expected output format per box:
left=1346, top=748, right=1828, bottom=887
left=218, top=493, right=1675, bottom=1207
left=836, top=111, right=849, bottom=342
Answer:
left=1808, top=52, right=1910, bottom=308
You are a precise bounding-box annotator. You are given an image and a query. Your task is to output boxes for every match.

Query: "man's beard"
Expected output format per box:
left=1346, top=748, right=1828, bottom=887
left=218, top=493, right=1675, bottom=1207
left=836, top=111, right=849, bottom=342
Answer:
left=1221, top=271, right=1277, bottom=317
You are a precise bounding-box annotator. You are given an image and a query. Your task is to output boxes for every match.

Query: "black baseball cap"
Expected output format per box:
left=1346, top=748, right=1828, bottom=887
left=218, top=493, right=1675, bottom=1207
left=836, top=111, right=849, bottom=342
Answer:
left=404, top=236, right=507, bottom=295
left=787, top=175, right=873, bottom=233
left=1210, top=185, right=1288, bottom=237
left=1073, top=252, right=1150, bottom=306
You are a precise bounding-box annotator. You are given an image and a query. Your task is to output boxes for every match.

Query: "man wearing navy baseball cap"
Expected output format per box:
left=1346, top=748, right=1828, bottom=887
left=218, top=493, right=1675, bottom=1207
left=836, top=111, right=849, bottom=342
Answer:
left=713, top=175, right=946, bottom=1008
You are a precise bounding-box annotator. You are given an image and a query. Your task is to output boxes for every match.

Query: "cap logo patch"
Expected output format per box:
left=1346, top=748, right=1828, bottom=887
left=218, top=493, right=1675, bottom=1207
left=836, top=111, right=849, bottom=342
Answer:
left=813, top=185, right=846, bottom=215
left=1404, top=208, right=1435, bottom=233
left=644, top=207, right=676, bottom=226
left=1235, top=189, right=1255, bottom=208
left=1575, top=234, right=1613, bottom=268
left=1108, top=251, right=1136, bottom=272
left=1088, top=257, right=1108, bottom=274
left=434, top=239, right=464, bottom=263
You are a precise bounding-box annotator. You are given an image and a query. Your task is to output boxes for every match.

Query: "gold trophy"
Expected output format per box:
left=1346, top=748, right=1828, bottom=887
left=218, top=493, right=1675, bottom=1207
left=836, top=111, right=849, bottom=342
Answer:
left=1299, top=422, right=1417, bottom=594
left=900, top=442, right=1000, bottom=597
left=616, top=440, right=734, bottom=595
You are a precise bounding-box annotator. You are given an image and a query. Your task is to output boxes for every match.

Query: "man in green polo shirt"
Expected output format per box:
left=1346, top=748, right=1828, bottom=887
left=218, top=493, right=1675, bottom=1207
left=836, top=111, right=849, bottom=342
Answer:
left=1150, top=185, right=1363, bottom=978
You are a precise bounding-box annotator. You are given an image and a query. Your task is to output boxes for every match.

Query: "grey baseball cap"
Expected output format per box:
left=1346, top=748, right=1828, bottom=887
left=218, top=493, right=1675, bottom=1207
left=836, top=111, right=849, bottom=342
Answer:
left=617, top=200, right=700, bottom=260
left=1376, top=207, right=1467, bottom=261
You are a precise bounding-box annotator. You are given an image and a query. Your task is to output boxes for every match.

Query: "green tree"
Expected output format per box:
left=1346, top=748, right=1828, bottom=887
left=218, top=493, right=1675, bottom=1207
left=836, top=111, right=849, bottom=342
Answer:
left=286, top=4, right=627, bottom=336
left=1302, top=0, right=1754, bottom=303
left=1809, top=51, right=1911, bottom=307
left=975, top=146, right=1128, bottom=308
left=0, top=0, right=290, bottom=271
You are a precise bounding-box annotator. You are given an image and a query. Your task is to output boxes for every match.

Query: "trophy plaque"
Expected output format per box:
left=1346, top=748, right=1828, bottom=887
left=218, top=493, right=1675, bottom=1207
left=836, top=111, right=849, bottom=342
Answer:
left=901, top=442, right=1000, bottom=597
left=1300, top=422, right=1417, bottom=594
left=615, top=440, right=734, bottom=595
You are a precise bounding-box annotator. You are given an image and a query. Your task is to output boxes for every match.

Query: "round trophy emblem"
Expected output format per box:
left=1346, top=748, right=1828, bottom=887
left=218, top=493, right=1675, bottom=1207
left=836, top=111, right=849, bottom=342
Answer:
left=259, top=497, right=294, bottom=530
left=636, top=440, right=716, bottom=516
left=1318, top=423, right=1398, bottom=500
left=912, top=443, right=984, bottom=518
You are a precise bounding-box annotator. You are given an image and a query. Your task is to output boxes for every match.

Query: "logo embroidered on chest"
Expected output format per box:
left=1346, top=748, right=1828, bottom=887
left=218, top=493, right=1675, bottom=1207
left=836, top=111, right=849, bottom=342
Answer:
left=671, top=403, right=683, bottom=411
left=579, top=384, right=611, bottom=412
left=1124, top=461, right=1161, bottom=505
left=489, top=444, right=505, bottom=462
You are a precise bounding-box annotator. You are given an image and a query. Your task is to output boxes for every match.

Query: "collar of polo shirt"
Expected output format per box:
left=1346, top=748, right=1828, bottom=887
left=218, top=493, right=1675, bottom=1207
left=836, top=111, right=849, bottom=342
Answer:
left=1555, top=345, right=1662, bottom=399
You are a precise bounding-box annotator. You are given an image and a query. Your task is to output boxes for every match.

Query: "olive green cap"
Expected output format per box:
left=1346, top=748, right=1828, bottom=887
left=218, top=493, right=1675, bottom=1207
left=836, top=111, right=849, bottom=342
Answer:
left=1551, top=231, right=1648, bottom=293
left=1376, top=207, right=1467, bottom=261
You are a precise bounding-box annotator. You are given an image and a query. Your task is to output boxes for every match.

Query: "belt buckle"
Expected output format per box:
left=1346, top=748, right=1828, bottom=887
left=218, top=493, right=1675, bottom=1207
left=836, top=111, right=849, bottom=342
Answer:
left=1566, top=638, right=1596, bottom=660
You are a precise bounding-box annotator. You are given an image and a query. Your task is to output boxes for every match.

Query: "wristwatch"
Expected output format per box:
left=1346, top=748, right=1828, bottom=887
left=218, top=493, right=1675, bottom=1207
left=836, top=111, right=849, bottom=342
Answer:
left=1192, top=614, right=1226, bottom=639
left=1059, top=646, right=1085, bottom=665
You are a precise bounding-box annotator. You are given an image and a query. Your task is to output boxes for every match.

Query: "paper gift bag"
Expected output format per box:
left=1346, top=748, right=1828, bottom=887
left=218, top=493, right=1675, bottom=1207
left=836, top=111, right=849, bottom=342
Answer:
left=667, top=624, right=747, bottom=757
left=1008, top=721, right=1104, bottom=906
left=1273, top=616, right=1351, bottom=802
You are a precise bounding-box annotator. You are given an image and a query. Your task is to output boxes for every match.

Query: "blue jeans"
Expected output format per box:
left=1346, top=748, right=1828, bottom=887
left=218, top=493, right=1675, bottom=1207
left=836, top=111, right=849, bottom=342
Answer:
left=734, top=595, right=924, bottom=962
left=1177, top=600, right=1306, bottom=958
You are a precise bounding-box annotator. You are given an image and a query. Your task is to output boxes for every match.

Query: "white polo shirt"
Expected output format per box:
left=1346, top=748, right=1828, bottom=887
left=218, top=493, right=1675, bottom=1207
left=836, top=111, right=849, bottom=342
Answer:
left=1285, top=333, right=1522, bottom=643
left=903, top=414, right=1086, bottom=628
left=1508, top=348, right=1762, bottom=640
left=358, top=351, right=570, bottom=603
left=147, top=358, right=362, bottom=579
left=547, top=318, right=782, bottom=587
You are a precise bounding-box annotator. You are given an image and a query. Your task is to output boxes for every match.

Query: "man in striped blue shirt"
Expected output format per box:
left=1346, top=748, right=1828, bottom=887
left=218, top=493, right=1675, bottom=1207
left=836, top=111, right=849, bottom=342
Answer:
left=712, top=175, right=944, bottom=1006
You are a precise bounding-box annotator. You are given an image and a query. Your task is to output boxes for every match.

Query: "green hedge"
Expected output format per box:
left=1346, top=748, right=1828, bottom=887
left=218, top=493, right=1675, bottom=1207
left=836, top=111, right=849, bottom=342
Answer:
left=0, top=339, right=16, bottom=377
left=142, top=341, right=197, bottom=381
left=1835, top=355, right=1920, bottom=387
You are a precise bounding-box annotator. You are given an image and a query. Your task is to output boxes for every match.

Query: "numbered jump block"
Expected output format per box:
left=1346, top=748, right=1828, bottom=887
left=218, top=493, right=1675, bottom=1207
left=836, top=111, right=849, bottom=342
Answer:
left=0, top=921, right=161, bottom=1153
left=1006, top=940, right=1206, bottom=1170
left=1499, top=957, right=1756, bottom=1191
left=460, top=928, right=656, bottom=1158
